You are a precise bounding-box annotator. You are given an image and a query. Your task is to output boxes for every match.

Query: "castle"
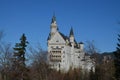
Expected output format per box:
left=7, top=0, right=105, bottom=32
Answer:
left=47, top=15, right=94, bottom=72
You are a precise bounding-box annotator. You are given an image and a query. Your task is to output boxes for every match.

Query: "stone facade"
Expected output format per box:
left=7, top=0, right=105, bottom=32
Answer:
left=47, top=15, right=94, bottom=72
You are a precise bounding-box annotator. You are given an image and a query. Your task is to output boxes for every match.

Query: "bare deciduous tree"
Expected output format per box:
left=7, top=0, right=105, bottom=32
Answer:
left=28, top=44, right=50, bottom=80
left=0, top=31, right=12, bottom=80
left=85, top=41, right=98, bottom=54
left=85, top=41, right=100, bottom=64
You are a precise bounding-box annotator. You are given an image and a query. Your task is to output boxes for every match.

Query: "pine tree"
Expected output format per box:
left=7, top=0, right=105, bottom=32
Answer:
left=114, top=34, right=120, bottom=80
left=12, top=33, right=29, bottom=80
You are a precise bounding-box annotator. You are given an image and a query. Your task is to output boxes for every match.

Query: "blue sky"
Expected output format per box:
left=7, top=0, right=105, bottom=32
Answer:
left=0, top=0, right=120, bottom=52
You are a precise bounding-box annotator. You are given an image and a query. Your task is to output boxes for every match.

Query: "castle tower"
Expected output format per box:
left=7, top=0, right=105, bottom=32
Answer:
left=69, top=27, right=74, bottom=43
left=69, top=27, right=75, bottom=68
left=50, top=15, right=58, bottom=37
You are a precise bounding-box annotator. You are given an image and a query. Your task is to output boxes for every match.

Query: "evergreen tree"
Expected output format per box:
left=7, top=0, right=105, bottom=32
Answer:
left=12, top=33, right=29, bottom=80
left=114, top=34, right=120, bottom=80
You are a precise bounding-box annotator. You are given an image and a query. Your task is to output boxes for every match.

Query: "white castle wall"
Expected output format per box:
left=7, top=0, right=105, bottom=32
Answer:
left=47, top=16, right=94, bottom=72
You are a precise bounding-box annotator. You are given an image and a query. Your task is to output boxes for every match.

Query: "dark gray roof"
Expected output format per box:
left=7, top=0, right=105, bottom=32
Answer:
left=59, top=32, right=69, bottom=41
left=51, top=15, right=56, bottom=23
left=47, top=33, right=51, bottom=40
left=47, top=32, right=68, bottom=41
left=79, top=42, right=84, bottom=44
left=69, top=27, right=74, bottom=36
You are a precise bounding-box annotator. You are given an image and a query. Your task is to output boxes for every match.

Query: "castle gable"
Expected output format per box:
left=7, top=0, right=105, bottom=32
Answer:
left=49, top=32, right=66, bottom=44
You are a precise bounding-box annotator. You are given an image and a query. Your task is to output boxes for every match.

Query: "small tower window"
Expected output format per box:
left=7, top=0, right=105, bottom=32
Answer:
left=59, top=64, right=60, bottom=68
left=56, top=46, right=59, bottom=48
left=56, top=40, right=59, bottom=42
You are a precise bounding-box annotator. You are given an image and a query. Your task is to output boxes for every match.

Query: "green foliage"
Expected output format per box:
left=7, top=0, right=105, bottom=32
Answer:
left=12, top=33, right=29, bottom=80
left=13, top=33, right=28, bottom=66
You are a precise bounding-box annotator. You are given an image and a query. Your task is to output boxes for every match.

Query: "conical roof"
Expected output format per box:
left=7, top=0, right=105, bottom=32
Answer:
left=70, top=27, right=74, bottom=36
left=51, top=15, right=56, bottom=23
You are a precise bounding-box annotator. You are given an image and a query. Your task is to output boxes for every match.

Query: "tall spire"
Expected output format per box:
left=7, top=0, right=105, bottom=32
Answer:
left=51, top=14, right=56, bottom=23
left=70, top=27, right=74, bottom=36
left=50, top=14, right=58, bottom=36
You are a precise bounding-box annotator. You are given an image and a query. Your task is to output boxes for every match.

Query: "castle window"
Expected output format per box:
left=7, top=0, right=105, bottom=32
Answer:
left=59, top=51, right=61, bottom=53
left=56, top=46, right=59, bottom=48
left=59, top=64, right=60, bottom=68
left=56, top=40, right=59, bottom=42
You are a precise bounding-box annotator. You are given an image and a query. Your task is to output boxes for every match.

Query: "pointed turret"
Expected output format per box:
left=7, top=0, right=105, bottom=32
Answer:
left=69, top=27, right=74, bottom=43
left=69, top=27, right=74, bottom=37
left=51, top=15, right=56, bottom=23
left=50, top=15, right=58, bottom=37
left=69, top=27, right=75, bottom=66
